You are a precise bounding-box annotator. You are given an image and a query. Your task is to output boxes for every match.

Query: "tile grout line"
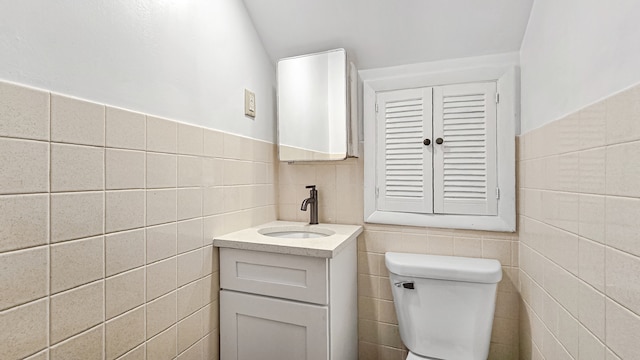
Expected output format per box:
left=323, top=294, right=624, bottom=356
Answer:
left=102, top=105, right=107, bottom=360
left=47, top=90, right=53, bottom=356
left=143, top=114, right=148, bottom=359
left=175, top=115, right=180, bottom=358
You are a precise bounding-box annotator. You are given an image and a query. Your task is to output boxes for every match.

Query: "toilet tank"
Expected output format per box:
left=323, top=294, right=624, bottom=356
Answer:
left=385, top=252, right=502, bottom=360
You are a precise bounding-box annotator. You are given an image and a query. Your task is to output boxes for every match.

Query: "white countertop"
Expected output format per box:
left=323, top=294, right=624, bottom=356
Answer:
left=213, top=221, right=363, bottom=258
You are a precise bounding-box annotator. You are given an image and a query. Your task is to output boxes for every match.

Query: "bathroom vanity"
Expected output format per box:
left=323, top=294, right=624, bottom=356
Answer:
left=214, top=221, right=363, bottom=360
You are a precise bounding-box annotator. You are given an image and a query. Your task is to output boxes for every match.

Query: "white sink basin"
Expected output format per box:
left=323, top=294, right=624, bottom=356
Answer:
left=259, top=226, right=334, bottom=239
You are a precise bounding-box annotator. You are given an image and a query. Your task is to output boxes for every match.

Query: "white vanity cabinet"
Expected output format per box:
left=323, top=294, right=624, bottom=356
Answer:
left=214, top=221, right=361, bottom=360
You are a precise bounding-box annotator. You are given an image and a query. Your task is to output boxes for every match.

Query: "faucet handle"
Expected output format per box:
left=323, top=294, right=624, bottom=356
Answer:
left=305, top=185, right=316, bottom=190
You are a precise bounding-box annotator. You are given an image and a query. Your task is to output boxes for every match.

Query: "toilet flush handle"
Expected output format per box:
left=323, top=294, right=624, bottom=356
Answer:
left=394, top=281, right=415, bottom=290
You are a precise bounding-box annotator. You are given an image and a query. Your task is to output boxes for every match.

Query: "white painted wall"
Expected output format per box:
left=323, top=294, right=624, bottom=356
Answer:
left=0, top=0, right=276, bottom=142
left=520, top=0, right=640, bottom=133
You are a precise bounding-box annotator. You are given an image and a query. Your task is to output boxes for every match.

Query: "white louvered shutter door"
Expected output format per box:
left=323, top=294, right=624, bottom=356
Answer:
left=376, top=88, right=433, bottom=214
left=433, top=82, right=498, bottom=215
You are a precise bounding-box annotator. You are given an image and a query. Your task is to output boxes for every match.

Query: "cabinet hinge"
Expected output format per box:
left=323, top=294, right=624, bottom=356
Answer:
left=496, top=188, right=500, bottom=200
left=376, top=187, right=379, bottom=198
left=375, top=103, right=379, bottom=113
left=495, top=93, right=500, bottom=104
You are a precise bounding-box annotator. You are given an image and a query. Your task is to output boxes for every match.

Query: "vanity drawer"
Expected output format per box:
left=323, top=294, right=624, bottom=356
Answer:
left=220, top=248, right=329, bottom=305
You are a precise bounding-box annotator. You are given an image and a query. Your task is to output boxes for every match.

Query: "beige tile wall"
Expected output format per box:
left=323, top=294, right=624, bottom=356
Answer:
left=0, top=80, right=277, bottom=360
left=518, top=84, right=640, bottom=360
left=278, top=150, right=521, bottom=359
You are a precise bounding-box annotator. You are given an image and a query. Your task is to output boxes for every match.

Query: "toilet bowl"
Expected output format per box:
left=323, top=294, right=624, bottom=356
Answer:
left=385, top=252, right=502, bottom=360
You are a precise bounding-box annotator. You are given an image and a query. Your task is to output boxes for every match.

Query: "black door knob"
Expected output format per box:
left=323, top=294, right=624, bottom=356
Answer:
left=435, top=138, right=444, bottom=145
left=423, top=139, right=431, bottom=146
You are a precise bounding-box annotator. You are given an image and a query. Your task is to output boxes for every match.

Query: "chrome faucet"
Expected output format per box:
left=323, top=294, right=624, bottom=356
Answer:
left=300, top=185, right=319, bottom=225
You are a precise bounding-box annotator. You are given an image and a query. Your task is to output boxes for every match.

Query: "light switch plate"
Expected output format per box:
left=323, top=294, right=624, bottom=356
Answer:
left=244, top=89, right=256, bottom=118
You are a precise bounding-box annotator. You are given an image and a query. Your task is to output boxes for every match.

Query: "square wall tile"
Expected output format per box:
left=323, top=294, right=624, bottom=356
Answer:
left=147, top=189, right=176, bottom=226
left=178, top=123, right=203, bottom=156
left=579, top=147, right=606, bottom=194
left=177, top=310, right=203, bottom=353
left=203, top=129, right=223, bottom=158
left=579, top=194, right=605, bottom=244
left=147, top=257, right=177, bottom=301
left=147, top=223, right=177, bottom=264
left=178, top=188, right=202, bottom=221
left=554, top=113, right=581, bottom=155
left=106, top=149, right=145, bottom=190
left=0, top=81, right=50, bottom=141
left=178, top=279, right=204, bottom=321
left=0, top=137, right=49, bottom=194
left=203, top=330, right=219, bottom=360
left=202, top=245, right=216, bottom=276
left=202, top=158, right=223, bottom=187
left=606, top=298, right=640, bottom=359
left=50, top=325, right=103, bottom=360
left=105, top=229, right=145, bottom=276
left=106, top=107, right=145, bottom=150
left=223, top=133, right=253, bottom=161
left=556, top=153, right=580, bottom=192
left=146, top=153, right=177, bottom=189
left=605, top=248, right=640, bottom=316
left=483, top=240, right=512, bottom=266
left=605, top=196, right=640, bottom=257
left=50, top=236, right=104, bottom=294
left=578, top=238, right=605, bottom=291
left=606, top=85, right=640, bottom=145
left=106, top=268, right=145, bottom=319
left=543, top=226, right=579, bottom=276
left=0, top=298, right=48, bottom=360
left=178, top=156, right=202, bottom=187
left=202, top=215, right=227, bottom=241
left=178, top=249, right=203, bottom=287
left=453, top=237, right=482, bottom=258
left=0, top=194, right=48, bottom=252
left=223, top=160, right=252, bottom=186
left=177, top=339, right=203, bottom=360
left=557, top=307, right=579, bottom=357
left=202, top=299, right=218, bottom=334
left=51, top=94, right=105, bottom=146
left=50, top=281, right=104, bottom=344
left=51, top=192, right=104, bottom=243
left=202, top=274, right=219, bottom=307
left=147, top=291, right=177, bottom=338
left=578, top=324, right=605, bottom=360
left=147, top=116, right=177, bottom=153
left=579, top=102, right=606, bottom=150
left=178, top=219, right=203, bottom=255
left=0, top=246, right=48, bottom=311
left=51, top=143, right=104, bottom=192
left=202, top=187, right=224, bottom=216
left=606, top=141, right=640, bottom=198
left=105, top=190, right=145, bottom=233
left=105, top=307, right=145, bottom=360
left=147, top=326, right=176, bottom=360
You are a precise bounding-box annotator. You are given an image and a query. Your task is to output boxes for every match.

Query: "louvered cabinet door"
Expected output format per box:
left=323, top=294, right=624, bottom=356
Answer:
left=376, top=88, right=433, bottom=213
left=433, top=82, right=498, bottom=215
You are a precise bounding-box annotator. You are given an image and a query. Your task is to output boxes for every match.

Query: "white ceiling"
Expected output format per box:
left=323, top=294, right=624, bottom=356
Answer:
left=242, top=0, right=535, bottom=69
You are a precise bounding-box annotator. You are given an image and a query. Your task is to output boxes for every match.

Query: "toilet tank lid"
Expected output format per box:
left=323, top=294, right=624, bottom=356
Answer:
left=385, top=252, right=502, bottom=284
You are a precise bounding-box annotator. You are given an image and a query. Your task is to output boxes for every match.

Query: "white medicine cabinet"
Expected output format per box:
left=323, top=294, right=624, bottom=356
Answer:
left=277, top=48, right=359, bottom=162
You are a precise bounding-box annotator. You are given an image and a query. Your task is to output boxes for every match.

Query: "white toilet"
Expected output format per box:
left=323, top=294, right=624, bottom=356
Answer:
left=385, top=252, right=502, bottom=360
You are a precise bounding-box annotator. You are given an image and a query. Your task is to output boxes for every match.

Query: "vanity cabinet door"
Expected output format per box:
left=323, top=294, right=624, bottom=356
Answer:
left=220, top=290, right=329, bottom=360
